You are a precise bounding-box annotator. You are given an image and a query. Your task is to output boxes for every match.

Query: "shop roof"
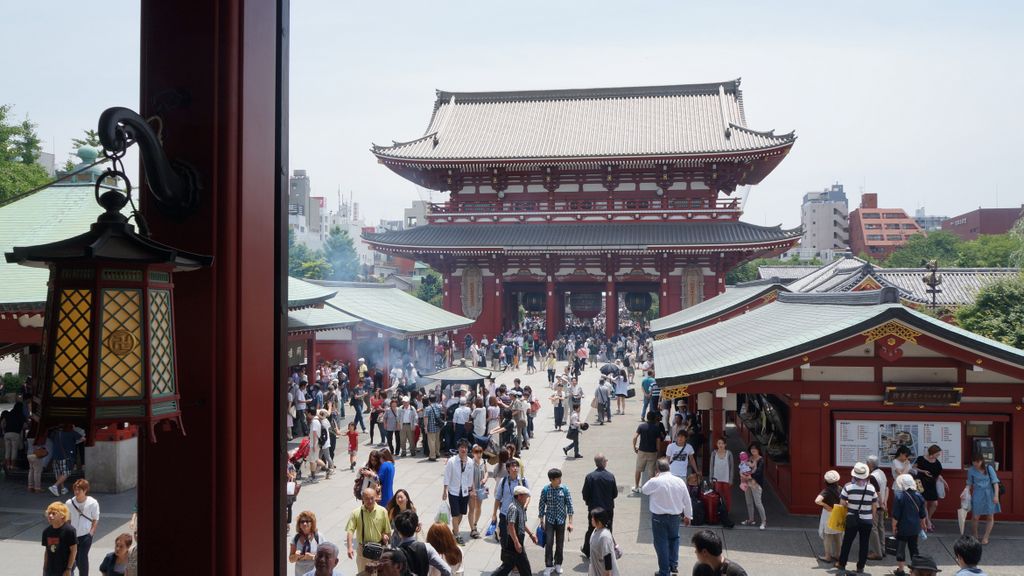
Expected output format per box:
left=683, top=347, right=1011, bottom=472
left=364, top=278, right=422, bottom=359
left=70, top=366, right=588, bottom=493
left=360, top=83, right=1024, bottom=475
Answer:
left=784, top=255, right=874, bottom=293
left=320, top=282, right=474, bottom=337
left=288, top=276, right=338, bottom=309
left=654, top=289, right=1024, bottom=388
left=371, top=80, right=795, bottom=165
left=287, top=306, right=359, bottom=333
left=650, top=280, right=786, bottom=335
left=364, top=222, right=801, bottom=253
left=756, top=265, right=819, bottom=282
left=0, top=152, right=127, bottom=311
left=837, top=267, right=1019, bottom=307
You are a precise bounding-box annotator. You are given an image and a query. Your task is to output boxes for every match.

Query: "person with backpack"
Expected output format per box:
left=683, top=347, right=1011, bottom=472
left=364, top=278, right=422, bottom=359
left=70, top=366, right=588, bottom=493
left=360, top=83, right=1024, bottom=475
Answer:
left=491, top=459, right=529, bottom=545
left=492, top=485, right=539, bottom=576
left=391, top=510, right=451, bottom=576
left=891, top=474, right=927, bottom=576
left=538, top=468, right=574, bottom=576
left=316, top=409, right=334, bottom=479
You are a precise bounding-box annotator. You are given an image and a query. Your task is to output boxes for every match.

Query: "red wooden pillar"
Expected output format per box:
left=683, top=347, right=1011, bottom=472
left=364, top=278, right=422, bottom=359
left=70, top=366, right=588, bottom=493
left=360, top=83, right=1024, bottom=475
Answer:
left=605, top=280, right=617, bottom=336
left=494, top=273, right=504, bottom=334
left=138, top=0, right=280, bottom=574
left=546, top=278, right=557, bottom=340
left=1013, top=408, right=1023, bottom=517
left=307, top=335, right=317, bottom=370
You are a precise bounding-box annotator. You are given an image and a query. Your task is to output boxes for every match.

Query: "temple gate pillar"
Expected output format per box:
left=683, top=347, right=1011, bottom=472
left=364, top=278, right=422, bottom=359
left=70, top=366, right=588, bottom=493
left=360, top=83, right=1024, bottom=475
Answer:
left=605, top=280, right=617, bottom=336
left=546, top=278, right=557, bottom=340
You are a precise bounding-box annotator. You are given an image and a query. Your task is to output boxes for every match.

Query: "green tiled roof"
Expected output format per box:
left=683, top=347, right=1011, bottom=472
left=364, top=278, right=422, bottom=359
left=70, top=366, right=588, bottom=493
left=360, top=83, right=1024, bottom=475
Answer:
left=287, top=306, right=359, bottom=333
left=288, top=276, right=338, bottom=309
left=654, top=290, right=1024, bottom=388
left=0, top=184, right=127, bottom=309
left=650, top=281, right=785, bottom=335
left=323, top=282, right=473, bottom=337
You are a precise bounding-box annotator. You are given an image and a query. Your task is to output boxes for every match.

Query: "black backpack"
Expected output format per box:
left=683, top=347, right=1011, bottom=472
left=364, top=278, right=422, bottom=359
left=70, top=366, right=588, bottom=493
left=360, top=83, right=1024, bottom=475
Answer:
left=401, top=540, right=430, bottom=576
left=318, top=421, right=329, bottom=447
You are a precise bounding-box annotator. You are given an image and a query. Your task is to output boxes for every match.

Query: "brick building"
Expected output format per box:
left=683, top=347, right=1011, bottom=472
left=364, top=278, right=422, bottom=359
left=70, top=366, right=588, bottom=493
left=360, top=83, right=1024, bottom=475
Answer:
left=942, top=207, right=1023, bottom=241
left=848, top=193, right=922, bottom=260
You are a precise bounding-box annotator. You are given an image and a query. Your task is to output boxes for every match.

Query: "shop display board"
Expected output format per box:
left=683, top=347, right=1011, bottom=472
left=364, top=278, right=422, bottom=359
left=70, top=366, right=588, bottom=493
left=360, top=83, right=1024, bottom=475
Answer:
left=835, top=419, right=961, bottom=468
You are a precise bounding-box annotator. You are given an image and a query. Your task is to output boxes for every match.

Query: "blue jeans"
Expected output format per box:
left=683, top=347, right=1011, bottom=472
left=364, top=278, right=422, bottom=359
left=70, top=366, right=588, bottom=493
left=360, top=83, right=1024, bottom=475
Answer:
left=641, top=394, right=650, bottom=419
left=652, top=513, right=680, bottom=576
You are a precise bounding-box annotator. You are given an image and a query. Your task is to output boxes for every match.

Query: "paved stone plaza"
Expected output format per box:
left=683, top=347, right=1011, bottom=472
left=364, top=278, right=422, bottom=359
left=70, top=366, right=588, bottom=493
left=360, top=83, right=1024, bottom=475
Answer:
left=1, top=360, right=1022, bottom=574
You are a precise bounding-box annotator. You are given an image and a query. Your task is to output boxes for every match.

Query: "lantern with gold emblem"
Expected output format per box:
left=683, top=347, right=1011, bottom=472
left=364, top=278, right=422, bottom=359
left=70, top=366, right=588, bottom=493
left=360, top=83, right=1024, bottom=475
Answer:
left=4, top=107, right=212, bottom=442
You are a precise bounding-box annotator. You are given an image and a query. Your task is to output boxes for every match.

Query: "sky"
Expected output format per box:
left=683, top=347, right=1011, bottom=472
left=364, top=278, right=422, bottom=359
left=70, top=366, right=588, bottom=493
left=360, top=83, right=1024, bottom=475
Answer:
left=3, top=1, right=1023, bottom=229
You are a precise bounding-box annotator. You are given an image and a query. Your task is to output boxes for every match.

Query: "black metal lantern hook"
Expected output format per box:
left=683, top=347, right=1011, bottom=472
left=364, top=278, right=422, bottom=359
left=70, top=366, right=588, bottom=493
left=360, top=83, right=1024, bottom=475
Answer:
left=97, top=107, right=201, bottom=218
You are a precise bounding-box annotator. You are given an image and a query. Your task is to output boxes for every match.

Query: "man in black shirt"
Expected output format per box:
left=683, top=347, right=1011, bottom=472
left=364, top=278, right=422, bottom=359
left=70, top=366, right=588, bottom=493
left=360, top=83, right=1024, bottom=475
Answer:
left=632, top=411, right=663, bottom=493
left=581, top=453, right=617, bottom=558
left=692, top=529, right=747, bottom=575
left=42, top=502, right=77, bottom=576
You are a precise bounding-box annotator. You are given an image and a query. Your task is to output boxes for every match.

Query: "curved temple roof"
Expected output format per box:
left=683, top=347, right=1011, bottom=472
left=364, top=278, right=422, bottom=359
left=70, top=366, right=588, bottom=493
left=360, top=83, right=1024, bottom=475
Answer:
left=372, top=80, right=795, bottom=165
left=364, top=221, right=801, bottom=254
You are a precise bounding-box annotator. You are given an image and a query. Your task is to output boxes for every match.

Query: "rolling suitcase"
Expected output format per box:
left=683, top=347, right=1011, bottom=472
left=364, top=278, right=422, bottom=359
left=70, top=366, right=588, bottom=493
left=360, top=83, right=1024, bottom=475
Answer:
left=701, top=490, right=721, bottom=525
left=691, top=498, right=706, bottom=526
left=717, top=495, right=734, bottom=529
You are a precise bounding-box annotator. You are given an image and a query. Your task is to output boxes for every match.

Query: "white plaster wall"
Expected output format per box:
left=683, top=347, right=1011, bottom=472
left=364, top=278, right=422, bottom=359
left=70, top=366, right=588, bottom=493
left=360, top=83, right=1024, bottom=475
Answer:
left=882, top=367, right=957, bottom=383
left=802, top=366, right=874, bottom=381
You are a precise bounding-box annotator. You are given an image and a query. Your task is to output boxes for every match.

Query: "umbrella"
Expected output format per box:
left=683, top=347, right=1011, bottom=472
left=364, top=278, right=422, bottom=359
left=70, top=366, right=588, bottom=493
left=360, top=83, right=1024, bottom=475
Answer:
left=957, top=507, right=968, bottom=534
left=419, top=360, right=495, bottom=386
left=600, top=363, right=621, bottom=376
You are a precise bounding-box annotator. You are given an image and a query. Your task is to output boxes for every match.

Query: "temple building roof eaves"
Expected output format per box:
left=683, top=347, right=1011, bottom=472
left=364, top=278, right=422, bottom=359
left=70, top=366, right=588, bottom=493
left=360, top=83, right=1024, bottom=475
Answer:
left=287, top=276, right=338, bottom=310
left=287, top=306, right=359, bottom=334
left=317, top=282, right=474, bottom=337
left=371, top=80, right=795, bottom=164
left=650, top=282, right=787, bottom=335
left=654, top=290, right=1024, bottom=389
left=363, top=222, right=801, bottom=254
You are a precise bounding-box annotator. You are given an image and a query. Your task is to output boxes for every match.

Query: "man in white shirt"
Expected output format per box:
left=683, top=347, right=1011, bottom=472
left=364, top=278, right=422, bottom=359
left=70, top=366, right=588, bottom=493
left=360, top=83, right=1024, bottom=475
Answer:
left=443, top=440, right=475, bottom=545
left=665, top=430, right=696, bottom=479
left=306, top=408, right=323, bottom=481
left=398, top=397, right=419, bottom=457
left=642, top=459, right=693, bottom=576
left=66, top=478, right=100, bottom=576
left=453, top=397, right=472, bottom=444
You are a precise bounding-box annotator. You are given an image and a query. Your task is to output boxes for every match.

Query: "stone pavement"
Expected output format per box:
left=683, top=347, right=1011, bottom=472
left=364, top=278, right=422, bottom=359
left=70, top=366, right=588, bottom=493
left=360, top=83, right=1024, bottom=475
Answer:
left=2, top=362, right=1023, bottom=575
left=284, top=362, right=1024, bottom=576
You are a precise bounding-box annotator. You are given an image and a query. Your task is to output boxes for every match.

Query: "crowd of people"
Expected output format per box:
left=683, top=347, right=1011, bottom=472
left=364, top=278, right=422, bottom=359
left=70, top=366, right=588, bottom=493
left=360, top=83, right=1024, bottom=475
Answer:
left=813, top=449, right=1000, bottom=576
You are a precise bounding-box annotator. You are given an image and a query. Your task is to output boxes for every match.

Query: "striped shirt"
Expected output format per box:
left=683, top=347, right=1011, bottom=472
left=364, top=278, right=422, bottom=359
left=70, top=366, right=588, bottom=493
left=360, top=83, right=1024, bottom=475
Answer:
left=840, top=481, right=878, bottom=523
left=424, top=403, right=443, bottom=433
left=538, top=484, right=574, bottom=526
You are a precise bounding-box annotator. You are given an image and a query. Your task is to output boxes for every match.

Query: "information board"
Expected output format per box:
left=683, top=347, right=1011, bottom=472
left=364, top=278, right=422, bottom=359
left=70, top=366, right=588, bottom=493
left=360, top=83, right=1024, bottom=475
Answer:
left=834, top=419, right=961, bottom=468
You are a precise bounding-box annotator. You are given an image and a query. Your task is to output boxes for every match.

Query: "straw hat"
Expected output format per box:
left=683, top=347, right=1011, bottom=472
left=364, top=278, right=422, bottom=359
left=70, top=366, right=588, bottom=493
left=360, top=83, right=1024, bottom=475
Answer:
left=824, top=470, right=840, bottom=484
left=851, top=462, right=870, bottom=480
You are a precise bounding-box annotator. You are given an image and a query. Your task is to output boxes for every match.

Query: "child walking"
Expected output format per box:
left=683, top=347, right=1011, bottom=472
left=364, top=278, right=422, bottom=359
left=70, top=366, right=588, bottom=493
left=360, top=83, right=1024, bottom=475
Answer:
left=345, top=422, right=360, bottom=471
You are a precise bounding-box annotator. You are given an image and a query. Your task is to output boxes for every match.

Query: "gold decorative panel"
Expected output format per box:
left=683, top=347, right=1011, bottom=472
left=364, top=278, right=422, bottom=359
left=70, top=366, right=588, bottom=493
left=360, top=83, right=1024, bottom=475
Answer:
left=861, top=320, right=922, bottom=344
left=51, top=289, right=92, bottom=399
left=99, top=289, right=144, bottom=399
left=661, top=385, right=690, bottom=400
left=148, top=289, right=176, bottom=396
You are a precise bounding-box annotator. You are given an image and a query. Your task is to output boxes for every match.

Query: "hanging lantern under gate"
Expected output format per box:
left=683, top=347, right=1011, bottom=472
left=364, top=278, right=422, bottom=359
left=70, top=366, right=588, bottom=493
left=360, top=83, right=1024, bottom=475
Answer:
left=624, top=292, right=653, bottom=313
left=521, top=292, right=545, bottom=313
left=569, top=292, right=601, bottom=319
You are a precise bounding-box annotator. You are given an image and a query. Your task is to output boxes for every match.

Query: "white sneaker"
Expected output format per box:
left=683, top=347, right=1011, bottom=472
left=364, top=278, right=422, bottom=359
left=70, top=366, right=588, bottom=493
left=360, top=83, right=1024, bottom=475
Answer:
left=48, top=485, right=59, bottom=496
left=555, top=564, right=563, bottom=574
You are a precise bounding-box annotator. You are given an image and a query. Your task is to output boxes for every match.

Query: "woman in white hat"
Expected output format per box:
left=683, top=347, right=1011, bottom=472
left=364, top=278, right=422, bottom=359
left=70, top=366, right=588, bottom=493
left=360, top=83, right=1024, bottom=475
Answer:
left=815, top=470, right=843, bottom=566
left=836, top=462, right=879, bottom=576
left=891, top=473, right=927, bottom=576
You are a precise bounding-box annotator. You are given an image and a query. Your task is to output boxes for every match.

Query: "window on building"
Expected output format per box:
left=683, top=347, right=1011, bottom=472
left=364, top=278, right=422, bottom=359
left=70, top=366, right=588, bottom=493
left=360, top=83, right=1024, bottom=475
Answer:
left=865, top=223, right=882, bottom=230
left=883, top=213, right=902, bottom=219
left=886, top=234, right=902, bottom=241
left=901, top=223, right=917, bottom=229
left=867, top=234, right=884, bottom=241
left=885, top=223, right=901, bottom=229
left=862, top=213, right=882, bottom=219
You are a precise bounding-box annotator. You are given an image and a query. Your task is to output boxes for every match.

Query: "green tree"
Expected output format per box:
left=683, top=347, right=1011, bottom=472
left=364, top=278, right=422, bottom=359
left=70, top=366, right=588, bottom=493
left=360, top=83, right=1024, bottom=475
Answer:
left=884, top=231, right=962, bottom=268
left=416, top=270, right=443, bottom=307
left=71, top=129, right=102, bottom=150
left=956, top=273, right=1024, bottom=349
left=297, top=255, right=332, bottom=280
left=323, top=226, right=360, bottom=281
left=956, top=233, right=1022, bottom=267
left=0, top=104, right=48, bottom=202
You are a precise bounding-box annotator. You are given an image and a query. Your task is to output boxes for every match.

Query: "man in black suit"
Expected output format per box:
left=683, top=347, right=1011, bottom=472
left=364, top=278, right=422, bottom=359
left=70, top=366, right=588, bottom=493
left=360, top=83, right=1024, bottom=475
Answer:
left=581, top=453, right=618, bottom=557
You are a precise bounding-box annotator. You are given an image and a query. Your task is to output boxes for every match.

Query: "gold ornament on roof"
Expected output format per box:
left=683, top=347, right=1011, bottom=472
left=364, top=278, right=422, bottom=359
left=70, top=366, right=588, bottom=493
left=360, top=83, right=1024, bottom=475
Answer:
left=661, top=385, right=690, bottom=400
left=861, top=320, right=922, bottom=345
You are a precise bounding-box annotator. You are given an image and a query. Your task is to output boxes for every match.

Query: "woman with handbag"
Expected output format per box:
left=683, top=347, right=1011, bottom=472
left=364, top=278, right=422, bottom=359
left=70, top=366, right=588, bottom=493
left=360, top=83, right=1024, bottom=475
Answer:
left=891, top=474, right=927, bottom=576
left=550, top=380, right=566, bottom=431
left=913, top=444, right=948, bottom=531
left=814, top=470, right=843, bottom=566
left=26, top=434, right=53, bottom=493
left=966, top=454, right=1001, bottom=544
